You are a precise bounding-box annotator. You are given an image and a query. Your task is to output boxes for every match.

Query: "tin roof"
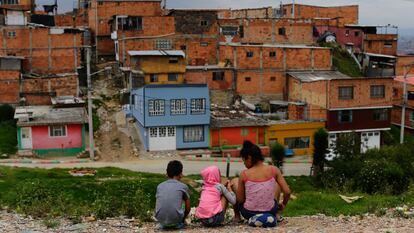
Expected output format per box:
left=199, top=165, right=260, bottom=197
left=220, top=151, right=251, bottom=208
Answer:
left=15, top=106, right=87, bottom=127
left=128, top=50, right=186, bottom=58
left=288, top=71, right=352, bottom=82
left=219, top=42, right=329, bottom=49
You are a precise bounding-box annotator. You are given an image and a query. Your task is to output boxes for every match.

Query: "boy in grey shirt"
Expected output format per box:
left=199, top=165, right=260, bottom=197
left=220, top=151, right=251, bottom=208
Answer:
left=155, top=160, right=190, bottom=229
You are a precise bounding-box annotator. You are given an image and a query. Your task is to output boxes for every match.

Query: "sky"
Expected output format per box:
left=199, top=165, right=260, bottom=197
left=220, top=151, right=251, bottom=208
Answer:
left=36, top=0, right=414, bottom=35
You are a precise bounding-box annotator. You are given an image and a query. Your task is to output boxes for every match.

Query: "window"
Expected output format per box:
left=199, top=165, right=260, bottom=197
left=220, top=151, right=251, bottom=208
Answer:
left=370, top=85, right=385, bottom=98
left=269, top=51, right=276, bottom=57
left=180, top=45, right=186, bottom=50
left=168, top=73, right=178, bottom=82
left=278, top=27, right=286, bottom=35
left=200, top=20, right=208, bottom=26
left=200, top=42, right=208, bottom=47
left=212, top=71, right=224, bottom=81
left=284, top=137, right=310, bottom=149
left=345, top=30, right=350, bottom=37
left=117, top=17, right=142, bottom=30
left=410, top=110, right=414, bottom=122
left=7, top=31, right=16, bottom=38
left=373, top=109, right=388, bottom=121
left=155, top=39, right=172, bottom=49
left=384, top=41, right=393, bottom=48
left=338, top=86, right=353, bottom=100
left=191, top=98, right=206, bottom=114
left=246, top=51, right=254, bottom=57
left=2, top=0, right=19, bottom=4
left=241, top=128, right=249, bottom=136
left=148, top=99, right=164, bottom=116
left=98, top=2, right=103, bottom=5
left=159, top=127, right=166, bottom=137
left=245, top=77, right=251, bottom=82
left=171, top=99, right=186, bottom=115
left=183, top=126, right=204, bottom=142
left=168, top=127, right=175, bottom=137
left=150, top=74, right=158, bottom=83
left=221, top=26, right=238, bottom=36
left=355, top=31, right=360, bottom=37
left=149, top=127, right=158, bottom=138
left=169, top=57, right=178, bottom=63
left=338, top=110, right=353, bottom=123
left=239, top=25, right=244, bottom=38
left=49, top=125, right=67, bottom=137
left=270, top=76, right=276, bottom=81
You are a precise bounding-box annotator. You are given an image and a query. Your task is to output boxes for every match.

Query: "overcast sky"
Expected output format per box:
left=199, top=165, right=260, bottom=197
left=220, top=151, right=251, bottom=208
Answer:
left=36, top=0, right=414, bottom=35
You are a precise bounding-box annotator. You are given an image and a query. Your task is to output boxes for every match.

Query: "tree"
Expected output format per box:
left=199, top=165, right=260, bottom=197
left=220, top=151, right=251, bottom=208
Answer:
left=0, top=104, right=14, bottom=123
left=271, top=142, right=285, bottom=172
left=333, top=132, right=361, bottom=160
left=312, top=128, right=328, bottom=177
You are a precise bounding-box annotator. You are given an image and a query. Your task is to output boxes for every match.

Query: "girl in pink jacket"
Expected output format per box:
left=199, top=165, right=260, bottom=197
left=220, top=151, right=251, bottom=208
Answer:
left=195, top=166, right=236, bottom=227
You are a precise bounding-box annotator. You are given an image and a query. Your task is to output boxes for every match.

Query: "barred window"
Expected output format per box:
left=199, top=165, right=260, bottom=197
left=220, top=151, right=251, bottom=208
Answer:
left=370, top=85, right=385, bottom=98
left=191, top=98, right=206, bottom=114
left=339, top=87, right=353, bottom=100
left=212, top=71, right=224, bottom=81
left=168, top=73, right=178, bottom=81
left=373, top=109, right=388, bottom=121
left=49, top=125, right=67, bottom=137
left=155, top=39, right=172, bottom=49
left=148, top=99, right=164, bottom=116
left=171, top=99, right=186, bottom=115
left=338, top=110, right=353, bottom=123
left=168, top=127, right=175, bottom=137
left=149, top=128, right=158, bottom=138
left=183, top=126, right=204, bottom=142
left=284, top=137, right=310, bottom=149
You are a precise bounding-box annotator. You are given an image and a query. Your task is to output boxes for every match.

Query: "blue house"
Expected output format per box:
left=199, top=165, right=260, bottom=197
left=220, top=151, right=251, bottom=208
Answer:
left=131, top=84, right=210, bottom=151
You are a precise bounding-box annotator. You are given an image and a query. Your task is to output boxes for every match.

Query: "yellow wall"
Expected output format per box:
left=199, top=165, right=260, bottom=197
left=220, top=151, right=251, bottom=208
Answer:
left=266, top=121, right=325, bottom=156
left=145, top=73, right=185, bottom=84
left=138, top=56, right=186, bottom=74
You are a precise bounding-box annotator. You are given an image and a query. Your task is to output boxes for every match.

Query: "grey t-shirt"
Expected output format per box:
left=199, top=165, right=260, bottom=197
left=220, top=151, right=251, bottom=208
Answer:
left=155, top=179, right=190, bottom=225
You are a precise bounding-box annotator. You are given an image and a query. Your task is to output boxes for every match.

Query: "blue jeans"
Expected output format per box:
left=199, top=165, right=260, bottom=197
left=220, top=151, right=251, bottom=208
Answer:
left=239, top=200, right=278, bottom=220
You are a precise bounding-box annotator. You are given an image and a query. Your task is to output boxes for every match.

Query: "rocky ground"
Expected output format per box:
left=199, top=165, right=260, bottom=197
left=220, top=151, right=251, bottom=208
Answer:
left=1, top=209, right=414, bottom=233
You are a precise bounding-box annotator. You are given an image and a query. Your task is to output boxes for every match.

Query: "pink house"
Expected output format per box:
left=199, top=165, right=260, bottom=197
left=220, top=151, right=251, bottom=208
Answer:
left=15, top=106, right=87, bottom=156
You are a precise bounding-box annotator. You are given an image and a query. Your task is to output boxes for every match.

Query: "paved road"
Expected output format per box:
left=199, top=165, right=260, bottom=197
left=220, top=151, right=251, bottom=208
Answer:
left=0, top=159, right=311, bottom=176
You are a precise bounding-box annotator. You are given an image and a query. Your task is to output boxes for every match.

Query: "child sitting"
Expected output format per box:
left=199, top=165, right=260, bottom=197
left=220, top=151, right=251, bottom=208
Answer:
left=196, top=166, right=236, bottom=227
left=155, top=160, right=191, bottom=229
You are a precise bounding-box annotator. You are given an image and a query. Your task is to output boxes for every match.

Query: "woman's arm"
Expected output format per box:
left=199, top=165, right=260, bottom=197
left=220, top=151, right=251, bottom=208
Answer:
left=236, top=174, right=246, bottom=203
left=274, top=166, right=291, bottom=210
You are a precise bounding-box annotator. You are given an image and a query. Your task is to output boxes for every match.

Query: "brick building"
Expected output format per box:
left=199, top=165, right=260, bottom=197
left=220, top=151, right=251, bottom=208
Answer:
left=287, top=71, right=393, bottom=152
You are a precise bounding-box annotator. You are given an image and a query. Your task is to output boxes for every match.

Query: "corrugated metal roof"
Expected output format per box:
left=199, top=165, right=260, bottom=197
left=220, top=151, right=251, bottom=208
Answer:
left=210, top=118, right=269, bottom=128
left=288, top=71, right=352, bottom=82
left=128, top=50, right=186, bottom=58
left=15, top=106, right=87, bottom=127
left=219, top=42, right=329, bottom=49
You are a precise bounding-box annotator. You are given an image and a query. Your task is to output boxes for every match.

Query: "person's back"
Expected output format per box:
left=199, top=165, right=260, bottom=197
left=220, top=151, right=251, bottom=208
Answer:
left=156, top=179, right=189, bottom=224
left=155, top=160, right=190, bottom=229
left=241, top=165, right=277, bottom=212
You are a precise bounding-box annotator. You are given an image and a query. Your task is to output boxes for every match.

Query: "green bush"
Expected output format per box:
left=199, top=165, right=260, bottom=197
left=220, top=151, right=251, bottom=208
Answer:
left=0, top=121, right=17, bottom=155
left=0, top=104, right=14, bottom=122
left=313, top=128, right=328, bottom=177
left=270, top=142, right=285, bottom=169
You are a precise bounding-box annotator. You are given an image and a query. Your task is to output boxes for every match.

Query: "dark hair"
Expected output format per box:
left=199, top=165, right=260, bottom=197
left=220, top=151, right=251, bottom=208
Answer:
left=240, top=140, right=264, bottom=165
left=167, top=160, right=183, bottom=178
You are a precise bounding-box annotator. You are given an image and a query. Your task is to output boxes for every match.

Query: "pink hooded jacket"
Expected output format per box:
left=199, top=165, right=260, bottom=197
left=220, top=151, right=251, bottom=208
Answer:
left=195, top=166, right=223, bottom=219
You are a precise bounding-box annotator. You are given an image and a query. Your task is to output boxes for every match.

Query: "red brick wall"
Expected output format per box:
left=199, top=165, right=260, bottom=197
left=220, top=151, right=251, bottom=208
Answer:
left=364, top=34, right=398, bottom=56
left=396, top=56, right=414, bottom=76
left=0, top=70, right=20, bottom=104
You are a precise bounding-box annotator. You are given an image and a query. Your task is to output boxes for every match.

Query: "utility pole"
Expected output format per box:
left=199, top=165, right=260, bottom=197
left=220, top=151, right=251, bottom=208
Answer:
left=86, top=47, right=95, bottom=160
left=400, top=64, right=414, bottom=144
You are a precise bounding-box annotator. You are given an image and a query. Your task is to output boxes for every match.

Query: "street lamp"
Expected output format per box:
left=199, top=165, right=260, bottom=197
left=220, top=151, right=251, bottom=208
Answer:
left=86, top=47, right=112, bottom=160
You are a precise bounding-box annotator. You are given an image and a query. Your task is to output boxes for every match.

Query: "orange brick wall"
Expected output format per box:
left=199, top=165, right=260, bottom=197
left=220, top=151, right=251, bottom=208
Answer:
left=0, top=27, right=82, bottom=74
left=0, top=70, right=20, bottom=104
left=240, top=19, right=313, bottom=44
left=364, top=34, right=398, bottom=56
left=54, top=14, right=87, bottom=27
left=21, top=75, right=78, bottom=105
left=396, top=56, right=414, bottom=76
left=283, top=4, right=359, bottom=26
left=185, top=69, right=234, bottom=90
left=236, top=70, right=285, bottom=95
left=329, top=78, right=394, bottom=109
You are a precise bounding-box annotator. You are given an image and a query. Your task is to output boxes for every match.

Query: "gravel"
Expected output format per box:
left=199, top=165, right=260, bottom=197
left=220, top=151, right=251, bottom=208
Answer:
left=1, top=210, right=414, bottom=233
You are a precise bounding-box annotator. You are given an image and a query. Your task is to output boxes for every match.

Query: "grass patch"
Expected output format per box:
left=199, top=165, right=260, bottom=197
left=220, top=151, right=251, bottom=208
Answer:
left=0, top=166, right=412, bottom=222
left=322, top=43, right=363, bottom=77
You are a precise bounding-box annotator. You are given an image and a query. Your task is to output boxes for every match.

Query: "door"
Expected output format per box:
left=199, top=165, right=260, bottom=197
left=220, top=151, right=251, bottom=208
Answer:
left=148, top=126, right=176, bottom=151
left=20, top=127, right=33, bottom=149
left=361, top=131, right=380, bottom=153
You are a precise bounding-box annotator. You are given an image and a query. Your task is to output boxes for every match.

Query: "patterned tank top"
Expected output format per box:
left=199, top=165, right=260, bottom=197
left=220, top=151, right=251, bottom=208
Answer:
left=242, top=166, right=277, bottom=212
